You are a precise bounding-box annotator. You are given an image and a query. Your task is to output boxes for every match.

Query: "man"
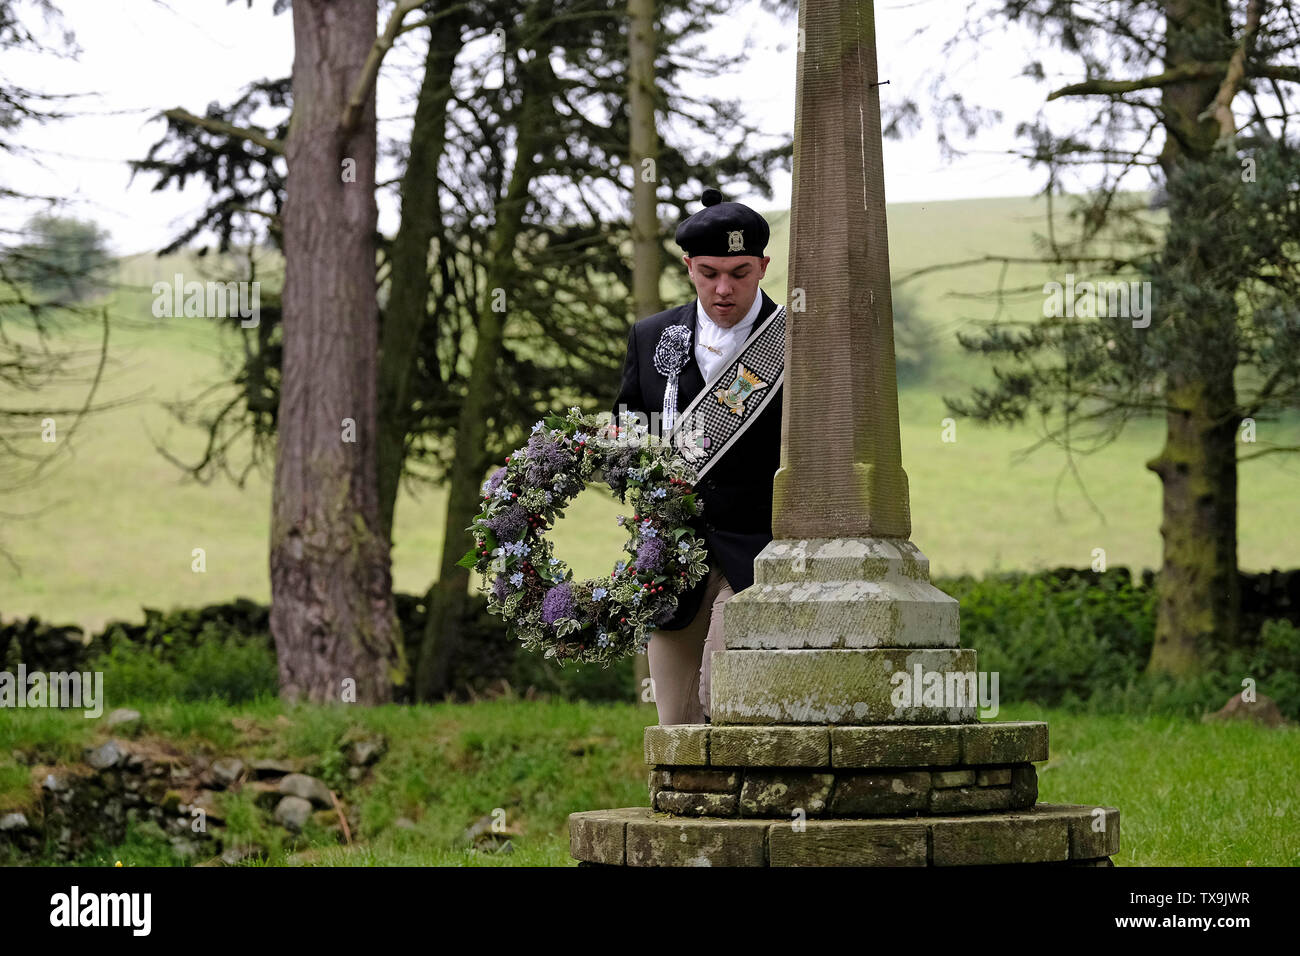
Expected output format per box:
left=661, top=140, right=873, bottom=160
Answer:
left=608, top=187, right=784, bottom=726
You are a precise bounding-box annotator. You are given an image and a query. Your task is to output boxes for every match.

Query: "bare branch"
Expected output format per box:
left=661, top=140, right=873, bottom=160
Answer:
left=163, top=107, right=284, bottom=154
left=1199, top=0, right=1265, bottom=146
left=340, top=0, right=426, bottom=136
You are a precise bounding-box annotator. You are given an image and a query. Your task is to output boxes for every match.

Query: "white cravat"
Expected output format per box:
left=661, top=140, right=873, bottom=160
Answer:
left=695, top=293, right=763, bottom=386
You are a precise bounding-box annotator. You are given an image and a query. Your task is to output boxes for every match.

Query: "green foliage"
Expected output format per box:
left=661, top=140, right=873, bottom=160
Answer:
left=941, top=568, right=1300, bottom=719
left=5, top=213, right=113, bottom=304
left=91, top=633, right=278, bottom=705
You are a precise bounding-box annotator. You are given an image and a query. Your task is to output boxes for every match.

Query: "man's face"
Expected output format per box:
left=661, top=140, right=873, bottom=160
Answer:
left=684, top=254, right=770, bottom=327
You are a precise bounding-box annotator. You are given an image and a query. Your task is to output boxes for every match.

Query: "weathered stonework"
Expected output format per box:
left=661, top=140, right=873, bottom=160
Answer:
left=830, top=771, right=929, bottom=815
left=643, top=725, right=709, bottom=765
left=625, top=814, right=769, bottom=867
left=710, top=648, right=980, bottom=724
left=739, top=771, right=835, bottom=816
left=569, top=805, right=1119, bottom=867
left=653, top=791, right=738, bottom=816
left=723, top=540, right=960, bottom=650
left=646, top=761, right=1037, bottom=818
left=644, top=722, right=1048, bottom=768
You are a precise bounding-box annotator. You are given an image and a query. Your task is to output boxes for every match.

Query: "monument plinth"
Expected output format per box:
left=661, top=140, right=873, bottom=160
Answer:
left=567, top=0, right=1119, bottom=865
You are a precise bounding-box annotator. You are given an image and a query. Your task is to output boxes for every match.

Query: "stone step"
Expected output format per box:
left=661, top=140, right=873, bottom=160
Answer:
left=729, top=538, right=960, bottom=650
left=749, top=538, right=936, bottom=586
left=710, top=648, right=981, bottom=724
left=648, top=763, right=1038, bottom=817
left=721, top=578, right=959, bottom=649
left=568, top=804, right=1120, bottom=867
left=643, top=721, right=1048, bottom=768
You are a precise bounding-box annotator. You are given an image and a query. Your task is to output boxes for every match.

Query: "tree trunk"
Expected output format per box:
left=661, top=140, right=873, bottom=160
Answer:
left=1145, top=377, right=1241, bottom=676
left=377, top=16, right=463, bottom=541
left=271, top=0, right=403, bottom=704
left=1144, top=0, right=1241, bottom=676
left=627, top=0, right=661, bottom=708
left=415, top=45, right=549, bottom=702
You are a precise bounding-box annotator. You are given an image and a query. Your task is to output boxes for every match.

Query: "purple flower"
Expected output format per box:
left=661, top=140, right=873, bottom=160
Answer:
left=635, top=536, right=668, bottom=573
left=485, top=505, right=529, bottom=540
left=485, top=466, right=507, bottom=494
left=525, top=432, right=568, bottom=485
left=491, top=574, right=510, bottom=602
left=541, top=582, right=575, bottom=625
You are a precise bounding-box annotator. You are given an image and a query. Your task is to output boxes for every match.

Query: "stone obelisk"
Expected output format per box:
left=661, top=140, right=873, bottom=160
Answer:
left=569, top=0, right=1120, bottom=866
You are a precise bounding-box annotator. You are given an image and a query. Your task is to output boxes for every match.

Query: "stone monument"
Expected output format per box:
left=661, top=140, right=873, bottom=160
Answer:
left=568, top=0, right=1120, bottom=866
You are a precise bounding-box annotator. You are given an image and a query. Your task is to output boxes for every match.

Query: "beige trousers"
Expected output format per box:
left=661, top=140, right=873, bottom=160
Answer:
left=646, top=559, right=735, bottom=725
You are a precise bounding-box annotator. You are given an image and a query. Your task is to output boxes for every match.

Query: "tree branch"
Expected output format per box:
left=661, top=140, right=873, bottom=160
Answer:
left=340, top=0, right=425, bottom=136
left=1047, top=63, right=1225, bottom=100
left=1199, top=0, right=1265, bottom=146
left=163, top=107, right=284, bottom=155
left=1048, top=57, right=1300, bottom=102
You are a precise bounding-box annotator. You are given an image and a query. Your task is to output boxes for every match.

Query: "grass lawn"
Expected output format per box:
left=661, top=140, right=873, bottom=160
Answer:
left=4, top=195, right=1297, bottom=632
left=1, top=698, right=1295, bottom=866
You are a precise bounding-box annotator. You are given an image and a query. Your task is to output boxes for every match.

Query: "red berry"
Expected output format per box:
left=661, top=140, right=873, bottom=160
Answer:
left=620, top=617, right=626, bottom=623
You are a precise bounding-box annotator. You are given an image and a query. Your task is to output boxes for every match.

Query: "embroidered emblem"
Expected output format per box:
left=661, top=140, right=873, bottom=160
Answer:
left=714, top=362, right=768, bottom=416
left=726, top=230, right=745, bottom=252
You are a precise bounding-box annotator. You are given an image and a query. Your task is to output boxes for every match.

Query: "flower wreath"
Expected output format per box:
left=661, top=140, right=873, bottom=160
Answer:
left=458, top=407, right=710, bottom=665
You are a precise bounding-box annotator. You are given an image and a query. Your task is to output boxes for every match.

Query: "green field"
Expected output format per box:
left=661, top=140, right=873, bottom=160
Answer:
left=3, top=194, right=1298, bottom=632
left=1, top=698, right=1295, bottom=866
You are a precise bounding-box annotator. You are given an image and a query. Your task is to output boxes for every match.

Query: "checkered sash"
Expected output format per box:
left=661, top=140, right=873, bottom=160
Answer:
left=669, top=304, right=786, bottom=480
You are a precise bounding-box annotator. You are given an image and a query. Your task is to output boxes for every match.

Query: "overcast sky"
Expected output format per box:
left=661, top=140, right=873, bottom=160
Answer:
left=1, top=0, right=1112, bottom=256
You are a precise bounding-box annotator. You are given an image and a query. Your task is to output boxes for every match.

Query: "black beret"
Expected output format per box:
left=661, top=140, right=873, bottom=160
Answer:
left=674, top=187, right=770, bottom=258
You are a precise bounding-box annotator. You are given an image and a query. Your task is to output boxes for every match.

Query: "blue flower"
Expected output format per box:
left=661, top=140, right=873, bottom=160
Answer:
left=597, top=631, right=610, bottom=647
left=509, top=571, right=524, bottom=587
left=592, top=587, right=608, bottom=601
left=650, top=487, right=667, bottom=499
left=616, top=515, right=626, bottom=526
left=631, top=591, right=643, bottom=605
left=640, top=520, right=657, bottom=539
left=678, top=540, right=690, bottom=551
left=627, top=467, right=644, bottom=481
left=549, top=557, right=560, bottom=565
left=574, top=431, right=591, bottom=443
left=531, top=420, right=545, bottom=433
left=615, top=560, right=627, bottom=573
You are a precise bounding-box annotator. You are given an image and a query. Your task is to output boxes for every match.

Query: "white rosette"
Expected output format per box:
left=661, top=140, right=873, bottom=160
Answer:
left=652, top=324, right=693, bottom=435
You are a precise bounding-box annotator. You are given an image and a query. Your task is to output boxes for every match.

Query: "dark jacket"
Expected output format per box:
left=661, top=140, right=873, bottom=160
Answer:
left=611, top=288, right=783, bottom=629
